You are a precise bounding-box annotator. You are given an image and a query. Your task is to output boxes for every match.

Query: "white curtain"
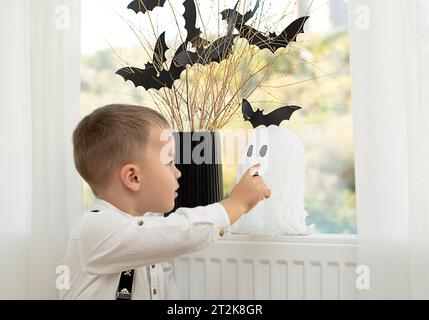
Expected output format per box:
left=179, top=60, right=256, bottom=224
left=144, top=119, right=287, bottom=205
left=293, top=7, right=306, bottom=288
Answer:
left=349, top=0, right=429, bottom=299
left=0, top=0, right=82, bottom=299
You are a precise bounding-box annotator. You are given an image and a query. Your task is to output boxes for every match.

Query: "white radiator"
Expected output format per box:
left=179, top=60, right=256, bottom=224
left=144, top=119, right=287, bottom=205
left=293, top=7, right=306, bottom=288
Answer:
left=174, top=234, right=357, bottom=300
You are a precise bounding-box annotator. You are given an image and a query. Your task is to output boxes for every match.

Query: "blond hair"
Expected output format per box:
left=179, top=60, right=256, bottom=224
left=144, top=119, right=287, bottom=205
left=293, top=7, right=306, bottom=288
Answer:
left=73, top=104, right=170, bottom=195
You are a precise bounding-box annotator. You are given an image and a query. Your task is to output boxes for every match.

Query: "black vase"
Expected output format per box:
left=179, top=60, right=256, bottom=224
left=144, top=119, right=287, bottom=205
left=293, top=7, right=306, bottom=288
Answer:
left=169, top=131, right=224, bottom=213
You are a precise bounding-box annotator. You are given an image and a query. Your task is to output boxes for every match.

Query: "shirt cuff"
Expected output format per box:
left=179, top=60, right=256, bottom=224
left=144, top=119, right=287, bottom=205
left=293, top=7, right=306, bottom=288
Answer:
left=208, top=202, right=231, bottom=237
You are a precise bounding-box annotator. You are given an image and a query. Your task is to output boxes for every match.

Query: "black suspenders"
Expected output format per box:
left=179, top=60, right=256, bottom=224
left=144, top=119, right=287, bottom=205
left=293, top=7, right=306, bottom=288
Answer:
left=115, top=269, right=135, bottom=300
left=91, top=210, right=134, bottom=300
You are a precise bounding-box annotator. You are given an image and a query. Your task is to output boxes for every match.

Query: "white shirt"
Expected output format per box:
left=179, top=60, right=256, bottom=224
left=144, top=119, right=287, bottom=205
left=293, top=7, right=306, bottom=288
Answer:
left=59, top=198, right=230, bottom=300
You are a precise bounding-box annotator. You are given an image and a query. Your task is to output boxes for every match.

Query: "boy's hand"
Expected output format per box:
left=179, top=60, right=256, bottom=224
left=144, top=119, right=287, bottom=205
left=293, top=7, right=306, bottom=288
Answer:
left=220, top=164, right=271, bottom=225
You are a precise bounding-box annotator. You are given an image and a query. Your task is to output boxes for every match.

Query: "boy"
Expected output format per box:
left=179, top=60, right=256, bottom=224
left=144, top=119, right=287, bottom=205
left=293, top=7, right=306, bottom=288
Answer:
left=60, top=104, right=271, bottom=300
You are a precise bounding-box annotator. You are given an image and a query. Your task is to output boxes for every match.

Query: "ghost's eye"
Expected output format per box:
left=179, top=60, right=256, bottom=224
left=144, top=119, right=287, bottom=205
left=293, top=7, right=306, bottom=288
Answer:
left=247, top=145, right=254, bottom=157
left=260, top=145, right=268, bottom=157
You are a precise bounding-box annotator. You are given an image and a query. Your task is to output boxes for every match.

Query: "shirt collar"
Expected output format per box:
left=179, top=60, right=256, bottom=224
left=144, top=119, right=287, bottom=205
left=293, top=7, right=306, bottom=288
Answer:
left=90, top=198, right=135, bottom=218
left=90, top=198, right=165, bottom=218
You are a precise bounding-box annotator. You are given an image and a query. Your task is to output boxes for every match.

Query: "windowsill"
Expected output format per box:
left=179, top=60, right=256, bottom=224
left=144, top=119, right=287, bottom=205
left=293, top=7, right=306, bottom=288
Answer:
left=220, top=233, right=358, bottom=245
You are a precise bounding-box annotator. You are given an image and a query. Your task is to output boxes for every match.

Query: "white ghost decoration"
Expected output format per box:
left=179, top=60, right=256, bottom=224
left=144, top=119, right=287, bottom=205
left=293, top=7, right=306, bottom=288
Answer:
left=231, top=125, right=314, bottom=236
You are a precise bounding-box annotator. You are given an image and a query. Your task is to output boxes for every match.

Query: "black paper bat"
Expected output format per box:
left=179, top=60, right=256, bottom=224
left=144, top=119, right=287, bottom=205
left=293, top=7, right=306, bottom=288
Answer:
left=221, top=9, right=309, bottom=53
left=116, top=33, right=187, bottom=90
left=242, top=0, right=260, bottom=24
left=175, top=34, right=237, bottom=66
left=225, top=0, right=240, bottom=36
left=242, top=99, right=301, bottom=128
left=150, top=31, right=169, bottom=72
left=127, top=0, right=167, bottom=14
left=183, top=0, right=210, bottom=47
left=222, top=0, right=260, bottom=27
left=175, top=0, right=240, bottom=66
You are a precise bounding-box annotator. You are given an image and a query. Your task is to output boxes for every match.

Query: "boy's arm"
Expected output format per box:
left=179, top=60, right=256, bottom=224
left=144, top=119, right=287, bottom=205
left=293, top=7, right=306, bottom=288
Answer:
left=220, top=163, right=270, bottom=225
left=80, top=164, right=270, bottom=275
left=80, top=202, right=230, bottom=275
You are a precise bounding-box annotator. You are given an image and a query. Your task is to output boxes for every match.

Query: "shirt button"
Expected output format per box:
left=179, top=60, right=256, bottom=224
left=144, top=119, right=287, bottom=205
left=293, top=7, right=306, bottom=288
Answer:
left=137, top=220, right=144, bottom=226
left=219, top=230, right=225, bottom=237
left=153, top=288, right=157, bottom=295
left=152, top=265, right=155, bottom=269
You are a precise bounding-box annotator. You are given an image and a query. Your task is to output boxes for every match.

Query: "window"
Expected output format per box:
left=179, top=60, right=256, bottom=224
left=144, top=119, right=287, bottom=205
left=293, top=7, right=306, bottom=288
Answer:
left=81, top=0, right=355, bottom=234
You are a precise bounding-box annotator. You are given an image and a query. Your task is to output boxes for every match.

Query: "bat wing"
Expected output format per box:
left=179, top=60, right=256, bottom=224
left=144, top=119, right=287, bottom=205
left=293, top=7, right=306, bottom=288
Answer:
left=274, top=16, right=309, bottom=48
left=220, top=9, right=238, bottom=35
left=154, top=43, right=188, bottom=88
left=174, top=49, right=201, bottom=66
left=242, top=99, right=301, bottom=128
left=222, top=1, right=240, bottom=36
left=242, top=0, right=260, bottom=23
left=116, top=65, right=184, bottom=91
left=153, top=69, right=184, bottom=89
left=242, top=99, right=254, bottom=123
left=175, top=35, right=237, bottom=66
left=183, top=0, right=202, bottom=45
left=117, top=39, right=188, bottom=91
left=219, top=7, right=272, bottom=52
left=127, top=0, right=167, bottom=14
left=221, top=1, right=256, bottom=34
left=205, top=35, right=236, bottom=63
left=239, top=25, right=273, bottom=50
left=220, top=9, right=243, bottom=24
left=116, top=66, right=157, bottom=89
left=264, top=105, right=302, bottom=126
left=220, top=9, right=233, bottom=21
left=190, top=37, right=211, bottom=48
left=152, top=32, right=169, bottom=72
left=241, top=16, right=309, bottom=53
left=242, top=99, right=265, bottom=128
left=222, top=20, right=280, bottom=53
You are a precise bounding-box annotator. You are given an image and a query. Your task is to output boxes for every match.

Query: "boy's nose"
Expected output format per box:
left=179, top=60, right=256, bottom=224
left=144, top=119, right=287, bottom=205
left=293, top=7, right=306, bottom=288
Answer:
left=175, top=167, right=182, bottom=179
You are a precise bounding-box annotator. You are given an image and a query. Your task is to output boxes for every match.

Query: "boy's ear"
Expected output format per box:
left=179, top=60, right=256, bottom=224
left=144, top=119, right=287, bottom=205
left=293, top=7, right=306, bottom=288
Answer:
left=120, top=164, right=141, bottom=192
